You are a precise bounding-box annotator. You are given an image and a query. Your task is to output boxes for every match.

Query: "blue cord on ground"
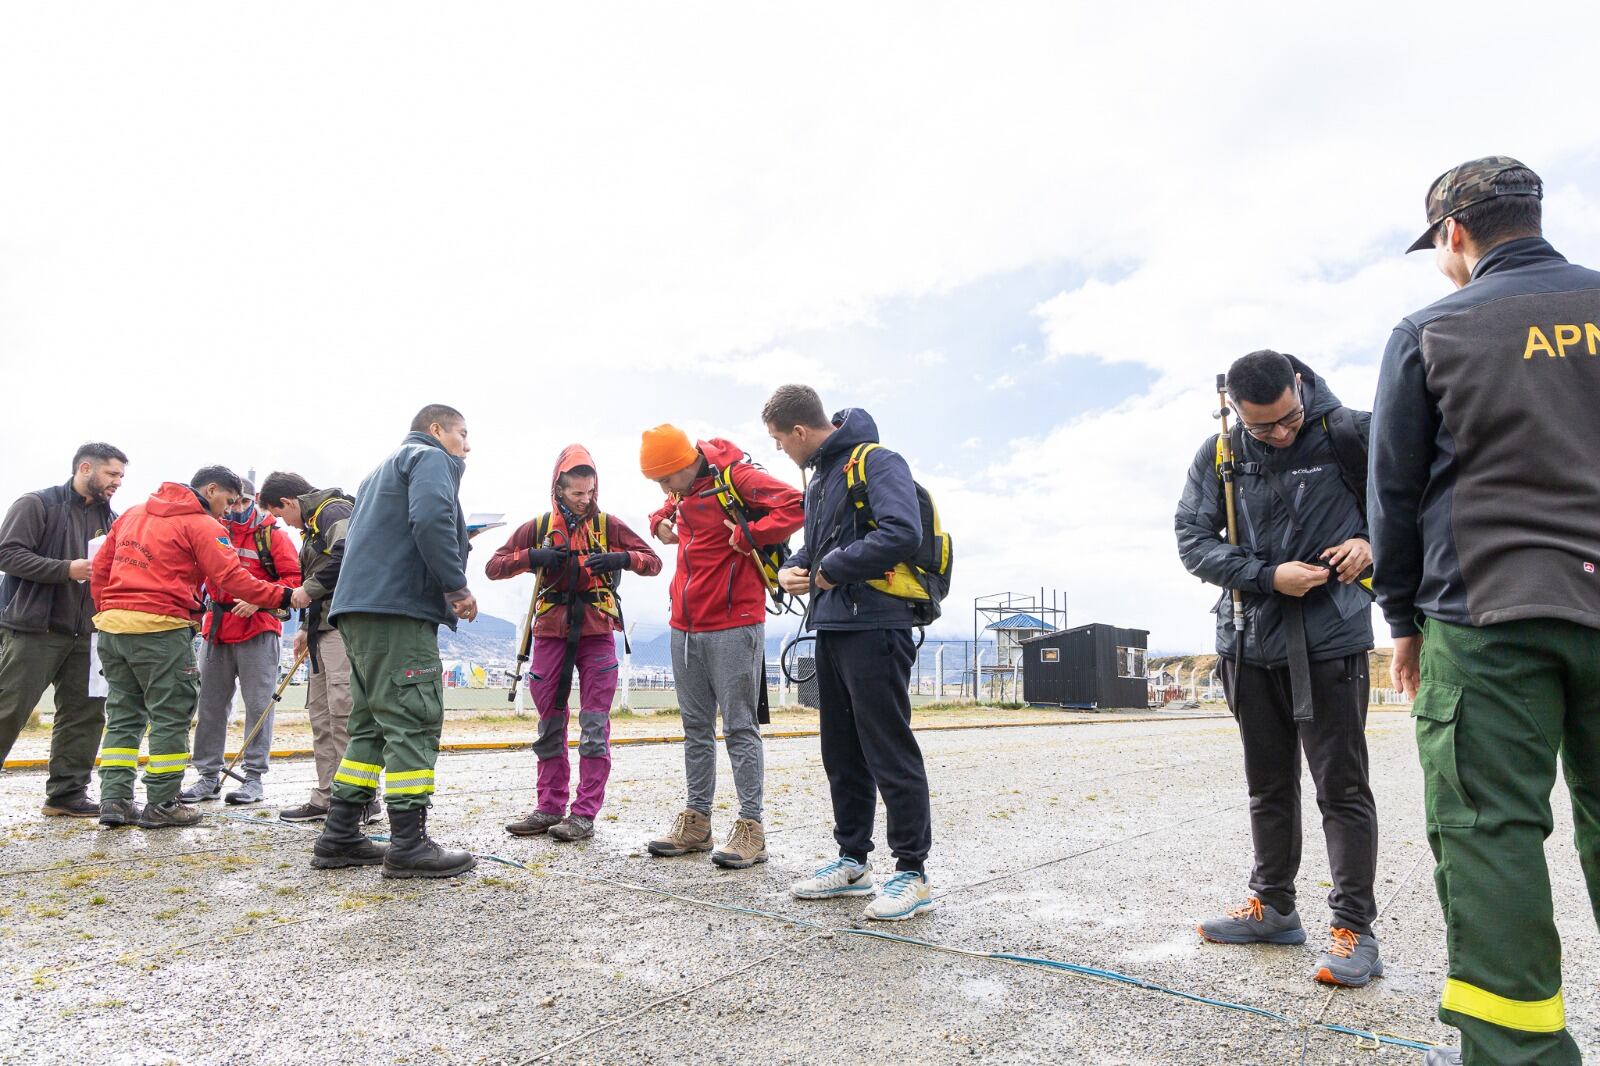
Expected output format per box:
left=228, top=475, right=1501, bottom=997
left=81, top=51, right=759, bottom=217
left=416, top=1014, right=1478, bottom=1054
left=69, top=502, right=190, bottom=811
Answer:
left=217, top=809, right=1436, bottom=1055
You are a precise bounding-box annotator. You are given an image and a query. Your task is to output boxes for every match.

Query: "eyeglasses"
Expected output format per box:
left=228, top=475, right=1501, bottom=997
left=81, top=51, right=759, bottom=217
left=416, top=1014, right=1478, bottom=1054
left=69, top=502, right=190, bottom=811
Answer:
left=1238, top=385, right=1305, bottom=439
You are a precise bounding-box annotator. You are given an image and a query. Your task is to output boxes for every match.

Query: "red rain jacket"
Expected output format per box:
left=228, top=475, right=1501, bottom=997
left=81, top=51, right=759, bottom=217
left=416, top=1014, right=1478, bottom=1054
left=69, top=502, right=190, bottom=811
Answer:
left=200, top=509, right=302, bottom=644
left=487, top=444, right=660, bottom=639
left=647, top=438, right=804, bottom=633
left=91, top=483, right=290, bottom=622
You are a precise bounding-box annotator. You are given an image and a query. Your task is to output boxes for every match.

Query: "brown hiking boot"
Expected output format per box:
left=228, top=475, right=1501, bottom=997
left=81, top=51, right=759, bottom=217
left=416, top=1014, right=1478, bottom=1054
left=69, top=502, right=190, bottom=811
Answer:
left=711, top=818, right=767, bottom=869
left=646, top=809, right=713, bottom=857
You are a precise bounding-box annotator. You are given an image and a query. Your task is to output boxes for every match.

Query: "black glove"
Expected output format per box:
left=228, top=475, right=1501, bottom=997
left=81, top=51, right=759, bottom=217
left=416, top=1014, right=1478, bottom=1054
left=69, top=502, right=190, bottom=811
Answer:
left=583, top=551, right=629, bottom=575
left=526, top=546, right=569, bottom=570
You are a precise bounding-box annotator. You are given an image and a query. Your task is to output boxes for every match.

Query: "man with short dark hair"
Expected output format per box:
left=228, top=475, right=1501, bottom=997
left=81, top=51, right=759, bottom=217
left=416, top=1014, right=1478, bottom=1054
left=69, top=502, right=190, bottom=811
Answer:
left=91, top=466, right=293, bottom=829
left=0, top=443, right=127, bottom=817
left=259, top=471, right=372, bottom=823
left=1371, top=156, right=1600, bottom=1066
left=313, top=405, right=479, bottom=878
left=1175, top=350, right=1381, bottom=987
left=767, top=386, right=936, bottom=921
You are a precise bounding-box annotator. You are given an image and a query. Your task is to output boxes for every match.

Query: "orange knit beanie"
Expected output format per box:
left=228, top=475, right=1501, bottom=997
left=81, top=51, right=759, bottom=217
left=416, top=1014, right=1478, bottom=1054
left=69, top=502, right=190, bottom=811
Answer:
left=639, top=424, right=699, bottom=479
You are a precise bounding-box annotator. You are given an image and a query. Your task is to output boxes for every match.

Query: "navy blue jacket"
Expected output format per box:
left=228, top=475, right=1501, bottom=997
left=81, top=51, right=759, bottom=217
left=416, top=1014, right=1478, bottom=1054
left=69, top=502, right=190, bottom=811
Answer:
left=1371, top=238, right=1600, bottom=637
left=330, top=432, right=470, bottom=630
left=789, top=408, right=923, bottom=631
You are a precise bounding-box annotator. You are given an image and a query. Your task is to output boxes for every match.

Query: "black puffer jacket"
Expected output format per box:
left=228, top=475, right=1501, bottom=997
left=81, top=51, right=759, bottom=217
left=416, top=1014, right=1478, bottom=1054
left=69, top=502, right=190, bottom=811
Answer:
left=1175, top=359, right=1375, bottom=667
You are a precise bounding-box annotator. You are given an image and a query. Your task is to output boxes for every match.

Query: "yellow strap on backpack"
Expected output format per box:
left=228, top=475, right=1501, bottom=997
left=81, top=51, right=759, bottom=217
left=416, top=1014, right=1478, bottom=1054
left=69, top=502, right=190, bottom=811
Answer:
left=843, top=443, right=934, bottom=602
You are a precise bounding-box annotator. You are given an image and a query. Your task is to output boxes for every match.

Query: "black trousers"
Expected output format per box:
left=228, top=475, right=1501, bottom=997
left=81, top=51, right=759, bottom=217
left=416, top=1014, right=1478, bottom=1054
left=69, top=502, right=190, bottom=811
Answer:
left=815, top=628, right=931, bottom=870
left=1220, top=652, right=1378, bottom=934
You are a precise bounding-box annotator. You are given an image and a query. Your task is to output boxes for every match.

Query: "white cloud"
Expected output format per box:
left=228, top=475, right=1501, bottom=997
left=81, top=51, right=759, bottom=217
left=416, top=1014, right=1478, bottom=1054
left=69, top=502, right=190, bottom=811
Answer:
left=4, top=2, right=1600, bottom=646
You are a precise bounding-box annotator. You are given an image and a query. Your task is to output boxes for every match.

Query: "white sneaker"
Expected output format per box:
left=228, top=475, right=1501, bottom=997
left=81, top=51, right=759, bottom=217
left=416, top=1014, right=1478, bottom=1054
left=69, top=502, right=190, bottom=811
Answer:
left=790, top=857, right=875, bottom=899
left=863, top=870, right=932, bottom=921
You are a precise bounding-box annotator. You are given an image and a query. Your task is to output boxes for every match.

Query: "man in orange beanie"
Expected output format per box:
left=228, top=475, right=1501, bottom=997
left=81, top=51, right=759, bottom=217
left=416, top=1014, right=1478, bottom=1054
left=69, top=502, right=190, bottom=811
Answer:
left=640, top=424, right=804, bottom=868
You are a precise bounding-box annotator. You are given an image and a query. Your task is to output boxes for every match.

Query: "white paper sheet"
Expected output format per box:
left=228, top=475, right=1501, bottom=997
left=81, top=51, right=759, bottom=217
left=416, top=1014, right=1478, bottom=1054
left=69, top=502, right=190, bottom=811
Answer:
left=86, top=535, right=109, bottom=697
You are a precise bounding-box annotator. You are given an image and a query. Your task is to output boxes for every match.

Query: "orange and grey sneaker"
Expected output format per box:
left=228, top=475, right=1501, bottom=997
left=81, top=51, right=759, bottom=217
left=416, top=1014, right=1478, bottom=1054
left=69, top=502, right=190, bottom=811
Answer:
left=1312, top=927, right=1383, bottom=987
left=1197, top=896, right=1307, bottom=945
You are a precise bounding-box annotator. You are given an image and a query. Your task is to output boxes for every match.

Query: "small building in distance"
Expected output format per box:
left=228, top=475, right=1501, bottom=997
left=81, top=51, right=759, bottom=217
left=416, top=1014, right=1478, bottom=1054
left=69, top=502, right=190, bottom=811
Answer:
left=1021, top=623, right=1149, bottom=710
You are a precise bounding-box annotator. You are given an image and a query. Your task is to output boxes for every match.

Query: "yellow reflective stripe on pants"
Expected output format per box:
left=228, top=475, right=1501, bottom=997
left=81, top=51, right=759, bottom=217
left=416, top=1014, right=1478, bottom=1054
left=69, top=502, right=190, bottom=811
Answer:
left=1441, top=979, right=1565, bottom=1034
left=99, top=747, right=140, bottom=768
left=386, top=768, right=434, bottom=795
left=334, top=759, right=382, bottom=788
left=145, top=753, right=189, bottom=775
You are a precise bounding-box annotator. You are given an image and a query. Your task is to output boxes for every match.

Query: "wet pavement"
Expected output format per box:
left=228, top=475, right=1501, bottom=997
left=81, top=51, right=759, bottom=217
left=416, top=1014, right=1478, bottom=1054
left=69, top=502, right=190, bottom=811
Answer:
left=2, top=713, right=1595, bottom=1064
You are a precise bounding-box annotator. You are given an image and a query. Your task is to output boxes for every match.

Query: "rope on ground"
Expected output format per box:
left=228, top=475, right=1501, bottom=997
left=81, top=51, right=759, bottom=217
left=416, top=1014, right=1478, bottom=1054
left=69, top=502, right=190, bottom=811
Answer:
left=55, top=810, right=1439, bottom=1056
left=518, top=934, right=824, bottom=1064
left=935, top=799, right=1249, bottom=900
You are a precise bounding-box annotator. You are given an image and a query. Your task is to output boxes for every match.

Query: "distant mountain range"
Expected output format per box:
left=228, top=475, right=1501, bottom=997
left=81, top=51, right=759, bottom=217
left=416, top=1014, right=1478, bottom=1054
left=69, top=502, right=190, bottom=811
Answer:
left=283, top=612, right=519, bottom=663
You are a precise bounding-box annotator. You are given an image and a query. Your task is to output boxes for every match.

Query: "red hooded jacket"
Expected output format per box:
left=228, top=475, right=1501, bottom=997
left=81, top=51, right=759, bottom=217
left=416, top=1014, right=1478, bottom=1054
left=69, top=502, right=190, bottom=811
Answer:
left=647, top=438, right=805, bottom=633
left=200, top=508, right=303, bottom=644
left=91, top=483, right=291, bottom=622
left=487, top=444, right=661, bottom=639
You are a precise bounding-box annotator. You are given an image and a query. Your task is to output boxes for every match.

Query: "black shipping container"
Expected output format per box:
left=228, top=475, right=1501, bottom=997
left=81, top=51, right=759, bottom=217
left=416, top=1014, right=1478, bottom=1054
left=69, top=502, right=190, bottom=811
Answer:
left=1021, top=623, right=1149, bottom=709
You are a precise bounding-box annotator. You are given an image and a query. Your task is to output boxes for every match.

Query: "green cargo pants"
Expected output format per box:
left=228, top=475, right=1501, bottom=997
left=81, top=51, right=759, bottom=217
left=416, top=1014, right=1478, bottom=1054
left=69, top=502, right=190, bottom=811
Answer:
left=1413, top=617, right=1600, bottom=1065
left=0, top=629, right=106, bottom=803
left=96, top=629, right=201, bottom=805
left=331, top=613, right=444, bottom=812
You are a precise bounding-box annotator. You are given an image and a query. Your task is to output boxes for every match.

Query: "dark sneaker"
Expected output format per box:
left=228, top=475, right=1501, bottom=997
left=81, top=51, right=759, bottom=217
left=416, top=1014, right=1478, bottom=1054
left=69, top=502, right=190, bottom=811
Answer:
left=279, top=802, right=330, bottom=823
left=178, top=775, right=222, bottom=803
left=548, top=815, right=595, bottom=842
left=225, top=775, right=265, bottom=805
left=1313, top=928, right=1383, bottom=987
left=1197, top=897, right=1306, bottom=945
left=42, top=794, right=101, bottom=818
left=360, top=798, right=386, bottom=825
left=1423, top=1049, right=1462, bottom=1066
left=505, top=810, right=563, bottom=837
left=98, top=799, right=144, bottom=828
left=138, top=800, right=203, bottom=829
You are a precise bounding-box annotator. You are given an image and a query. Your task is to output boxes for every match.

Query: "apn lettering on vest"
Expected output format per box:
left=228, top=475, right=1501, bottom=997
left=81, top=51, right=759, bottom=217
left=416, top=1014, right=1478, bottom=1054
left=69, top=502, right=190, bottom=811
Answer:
left=1522, top=322, right=1600, bottom=359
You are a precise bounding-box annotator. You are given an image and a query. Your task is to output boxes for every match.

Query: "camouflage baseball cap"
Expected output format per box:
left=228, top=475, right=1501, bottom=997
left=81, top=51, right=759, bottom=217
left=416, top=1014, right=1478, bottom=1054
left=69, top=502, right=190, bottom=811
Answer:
left=1407, top=155, right=1543, bottom=252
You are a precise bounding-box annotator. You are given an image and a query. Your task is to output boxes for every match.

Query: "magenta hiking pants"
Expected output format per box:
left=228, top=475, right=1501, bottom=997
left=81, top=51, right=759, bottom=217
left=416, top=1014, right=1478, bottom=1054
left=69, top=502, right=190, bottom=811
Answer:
left=528, top=632, right=618, bottom=818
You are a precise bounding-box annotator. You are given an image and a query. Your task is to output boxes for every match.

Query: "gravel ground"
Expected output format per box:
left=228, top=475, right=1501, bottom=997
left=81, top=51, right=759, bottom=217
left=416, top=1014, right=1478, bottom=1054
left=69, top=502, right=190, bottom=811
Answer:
left=1, top=714, right=1595, bottom=1064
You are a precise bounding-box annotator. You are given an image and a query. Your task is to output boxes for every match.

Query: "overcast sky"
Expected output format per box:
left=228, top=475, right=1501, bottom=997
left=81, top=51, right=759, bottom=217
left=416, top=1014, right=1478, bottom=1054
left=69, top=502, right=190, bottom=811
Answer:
left=4, top=3, right=1599, bottom=653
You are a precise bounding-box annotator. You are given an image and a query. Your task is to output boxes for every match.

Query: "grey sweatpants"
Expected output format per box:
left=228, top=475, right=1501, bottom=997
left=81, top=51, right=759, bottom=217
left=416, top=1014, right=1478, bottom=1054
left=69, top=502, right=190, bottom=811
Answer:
left=671, top=624, right=765, bottom=822
left=192, top=632, right=280, bottom=778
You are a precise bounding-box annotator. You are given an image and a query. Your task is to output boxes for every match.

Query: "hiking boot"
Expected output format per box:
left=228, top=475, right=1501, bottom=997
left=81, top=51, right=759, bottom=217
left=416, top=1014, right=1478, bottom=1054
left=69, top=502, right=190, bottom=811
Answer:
left=381, top=807, right=476, bottom=879
left=1312, top=928, right=1383, bottom=987
left=98, top=799, right=144, bottom=828
left=137, top=800, right=203, bottom=830
left=279, top=802, right=329, bottom=823
left=549, top=815, right=595, bottom=842
left=505, top=810, right=563, bottom=837
left=178, top=775, right=222, bottom=803
left=791, top=857, right=875, bottom=899
left=360, top=798, right=386, bottom=825
left=1422, top=1049, right=1462, bottom=1066
left=42, top=793, right=100, bottom=818
left=711, top=818, right=767, bottom=869
left=311, top=799, right=386, bottom=869
left=646, top=809, right=713, bottom=857
left=224, top=775, right=265, bottom=805
left=1197, top=897, right=1307, bottom=945
left=864, top=870, right=933, bottom=921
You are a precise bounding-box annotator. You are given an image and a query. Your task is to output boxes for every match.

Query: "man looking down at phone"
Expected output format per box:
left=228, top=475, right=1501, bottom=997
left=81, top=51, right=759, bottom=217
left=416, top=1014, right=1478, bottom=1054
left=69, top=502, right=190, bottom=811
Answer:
left=1174, top=349, right=1381, bottom=988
